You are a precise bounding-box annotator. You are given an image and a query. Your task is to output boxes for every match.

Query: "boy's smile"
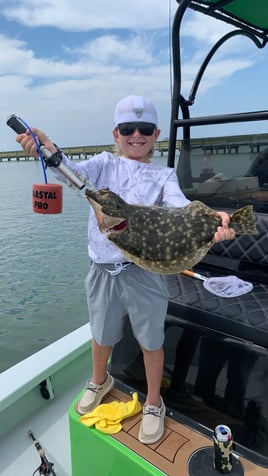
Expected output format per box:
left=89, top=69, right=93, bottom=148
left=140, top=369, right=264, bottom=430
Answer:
left=113, top=126, right=160, bottom=163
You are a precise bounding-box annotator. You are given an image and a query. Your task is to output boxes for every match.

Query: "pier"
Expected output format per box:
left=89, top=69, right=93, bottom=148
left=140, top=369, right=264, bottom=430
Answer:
left=0, top=141, right=171, bottom=162
left=1, top=133, right=268, bottom=162
left=190, top=133, right=268, bottom=155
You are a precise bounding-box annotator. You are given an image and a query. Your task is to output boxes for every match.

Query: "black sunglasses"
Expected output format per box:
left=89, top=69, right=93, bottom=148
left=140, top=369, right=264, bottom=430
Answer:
left=117, top=122, right=156, bottom=136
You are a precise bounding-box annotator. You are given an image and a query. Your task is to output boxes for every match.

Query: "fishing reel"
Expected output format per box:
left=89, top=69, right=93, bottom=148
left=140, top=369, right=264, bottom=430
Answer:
left=7, top=114, right=86, bottom=191
left=28, top=430, right=57, bottom=476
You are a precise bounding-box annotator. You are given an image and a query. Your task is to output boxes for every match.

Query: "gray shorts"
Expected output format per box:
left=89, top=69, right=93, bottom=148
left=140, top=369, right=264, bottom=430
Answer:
left=85, top=262, right=169, bottom=351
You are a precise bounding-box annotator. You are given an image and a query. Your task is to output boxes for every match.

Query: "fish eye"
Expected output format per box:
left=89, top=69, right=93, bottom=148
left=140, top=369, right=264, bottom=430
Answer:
left=99, top=189, right=110, bottom=196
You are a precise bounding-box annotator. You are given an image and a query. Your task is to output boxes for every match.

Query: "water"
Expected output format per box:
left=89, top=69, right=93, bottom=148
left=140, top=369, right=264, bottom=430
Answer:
left=0, top=160, right=90, bottom=372
left=0, top=155, right=168, bottom=373
left=0, top=146, right=256, bottom=373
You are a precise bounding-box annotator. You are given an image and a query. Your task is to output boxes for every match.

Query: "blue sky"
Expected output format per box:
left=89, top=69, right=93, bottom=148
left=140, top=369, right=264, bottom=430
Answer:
left=0, top=0, right=268, bottom=151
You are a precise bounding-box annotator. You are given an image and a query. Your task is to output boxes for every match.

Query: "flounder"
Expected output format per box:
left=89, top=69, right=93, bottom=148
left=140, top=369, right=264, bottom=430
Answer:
left=86, top=188, right=258, bottom=275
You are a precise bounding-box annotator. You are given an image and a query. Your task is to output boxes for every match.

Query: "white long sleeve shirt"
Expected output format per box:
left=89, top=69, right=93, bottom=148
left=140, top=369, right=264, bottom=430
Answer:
left=53, top=151, right=190, bottom=263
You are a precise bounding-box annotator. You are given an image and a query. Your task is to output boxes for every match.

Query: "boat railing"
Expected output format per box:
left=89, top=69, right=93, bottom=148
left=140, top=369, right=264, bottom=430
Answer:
left=0, top=323, right=92, bottom=413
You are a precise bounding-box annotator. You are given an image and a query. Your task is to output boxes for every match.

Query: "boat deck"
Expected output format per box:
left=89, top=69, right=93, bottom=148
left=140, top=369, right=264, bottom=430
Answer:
left=72, top=386, right=267, bottom=476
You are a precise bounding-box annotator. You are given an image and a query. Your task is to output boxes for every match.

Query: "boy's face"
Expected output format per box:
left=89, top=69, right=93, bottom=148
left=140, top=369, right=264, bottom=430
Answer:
left=113, top=123, right=160, bottom=163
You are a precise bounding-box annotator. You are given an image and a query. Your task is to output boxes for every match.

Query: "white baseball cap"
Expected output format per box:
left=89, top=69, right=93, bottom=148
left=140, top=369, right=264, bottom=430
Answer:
left=114, top=95, right=158, bottom=127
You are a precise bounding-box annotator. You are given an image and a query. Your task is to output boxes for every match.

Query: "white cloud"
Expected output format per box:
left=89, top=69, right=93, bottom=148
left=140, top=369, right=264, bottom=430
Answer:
left=0, top=0, right=170, bottom=30
left=0, top=2, right=267, bottom=151
left=182, top=13, right=233, bottom=45
left=69, top=34, right=155, bottom=66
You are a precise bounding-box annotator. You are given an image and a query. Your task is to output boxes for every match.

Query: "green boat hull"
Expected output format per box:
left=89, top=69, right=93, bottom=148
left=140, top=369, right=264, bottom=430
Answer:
left=69, top=392, right=165, bottom=476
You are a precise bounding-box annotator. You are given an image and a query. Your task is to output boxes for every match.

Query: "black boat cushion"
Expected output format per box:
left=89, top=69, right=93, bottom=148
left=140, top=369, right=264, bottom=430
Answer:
left=166, top=213, right=268, bottom=349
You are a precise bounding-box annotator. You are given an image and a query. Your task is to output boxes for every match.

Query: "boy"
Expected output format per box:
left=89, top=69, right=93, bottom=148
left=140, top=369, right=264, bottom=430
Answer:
left=17, top=95, right=234, bottom=444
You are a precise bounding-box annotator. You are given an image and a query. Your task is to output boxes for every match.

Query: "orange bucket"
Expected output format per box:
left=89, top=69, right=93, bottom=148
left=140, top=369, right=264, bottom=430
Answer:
left=32, top=183, right=63, bottom=214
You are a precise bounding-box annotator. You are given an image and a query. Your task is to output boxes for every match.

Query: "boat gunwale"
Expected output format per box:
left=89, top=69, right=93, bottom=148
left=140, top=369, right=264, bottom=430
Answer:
left=0, top=323, right=92, bottom=413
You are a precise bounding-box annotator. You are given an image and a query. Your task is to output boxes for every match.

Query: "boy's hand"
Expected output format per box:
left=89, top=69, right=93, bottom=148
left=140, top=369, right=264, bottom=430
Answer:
left=214, top=211, right=235, bottom=243
left=16, top=127, right=57, bottom=158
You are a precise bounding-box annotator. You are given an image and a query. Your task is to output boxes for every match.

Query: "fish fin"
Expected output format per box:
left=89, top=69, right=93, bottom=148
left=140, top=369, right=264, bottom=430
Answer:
left=230, top=205, right=258, bottom=235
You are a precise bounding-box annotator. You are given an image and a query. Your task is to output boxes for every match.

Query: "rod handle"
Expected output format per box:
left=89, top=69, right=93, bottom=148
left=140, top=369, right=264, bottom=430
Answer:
left=6, top=114, right=27, bottom=134
left=181, top=269, right=207, bottom=281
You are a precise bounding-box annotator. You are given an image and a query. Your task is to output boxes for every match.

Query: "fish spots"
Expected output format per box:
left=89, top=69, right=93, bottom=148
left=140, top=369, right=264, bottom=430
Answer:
left=86, top=189, right=257, bottom=275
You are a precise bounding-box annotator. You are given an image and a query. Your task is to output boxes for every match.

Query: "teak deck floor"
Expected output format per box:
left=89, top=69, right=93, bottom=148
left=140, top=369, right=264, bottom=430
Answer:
left=98, top=387, right=267, bottom=476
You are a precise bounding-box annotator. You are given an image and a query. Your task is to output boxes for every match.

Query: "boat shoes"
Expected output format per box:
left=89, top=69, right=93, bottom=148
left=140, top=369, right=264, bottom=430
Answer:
left=78, top=373, right=165, bottom=445
left=138, top=397, right=166, bottom=444
left=77, top=372, right=114, bottom=415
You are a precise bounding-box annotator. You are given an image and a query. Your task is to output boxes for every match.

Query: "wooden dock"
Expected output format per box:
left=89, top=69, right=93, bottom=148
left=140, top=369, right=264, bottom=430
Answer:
left=0, top=140, right=171, bottom=162
left=1, top=133, right=268, bottom=162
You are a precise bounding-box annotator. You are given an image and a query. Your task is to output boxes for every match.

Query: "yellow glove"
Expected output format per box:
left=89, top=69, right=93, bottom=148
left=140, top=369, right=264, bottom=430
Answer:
left=80, top=391, right=142, bottom=434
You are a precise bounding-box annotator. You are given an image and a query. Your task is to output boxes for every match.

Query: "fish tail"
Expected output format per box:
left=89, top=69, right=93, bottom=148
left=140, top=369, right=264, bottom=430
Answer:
left=229, top=205, right=258, bottom=235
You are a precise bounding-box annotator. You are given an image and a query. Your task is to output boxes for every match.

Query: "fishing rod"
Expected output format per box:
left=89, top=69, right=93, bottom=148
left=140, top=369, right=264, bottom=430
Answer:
left=6, top=113, right=96, bottom=214
left=7, top=114, right=86, bottom=190
left=28, top=430, right=57, bottom=476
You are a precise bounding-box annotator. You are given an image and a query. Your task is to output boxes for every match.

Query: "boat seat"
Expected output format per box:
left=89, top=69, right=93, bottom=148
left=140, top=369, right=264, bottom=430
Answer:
left=166, top=212, right=268, bottom=349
